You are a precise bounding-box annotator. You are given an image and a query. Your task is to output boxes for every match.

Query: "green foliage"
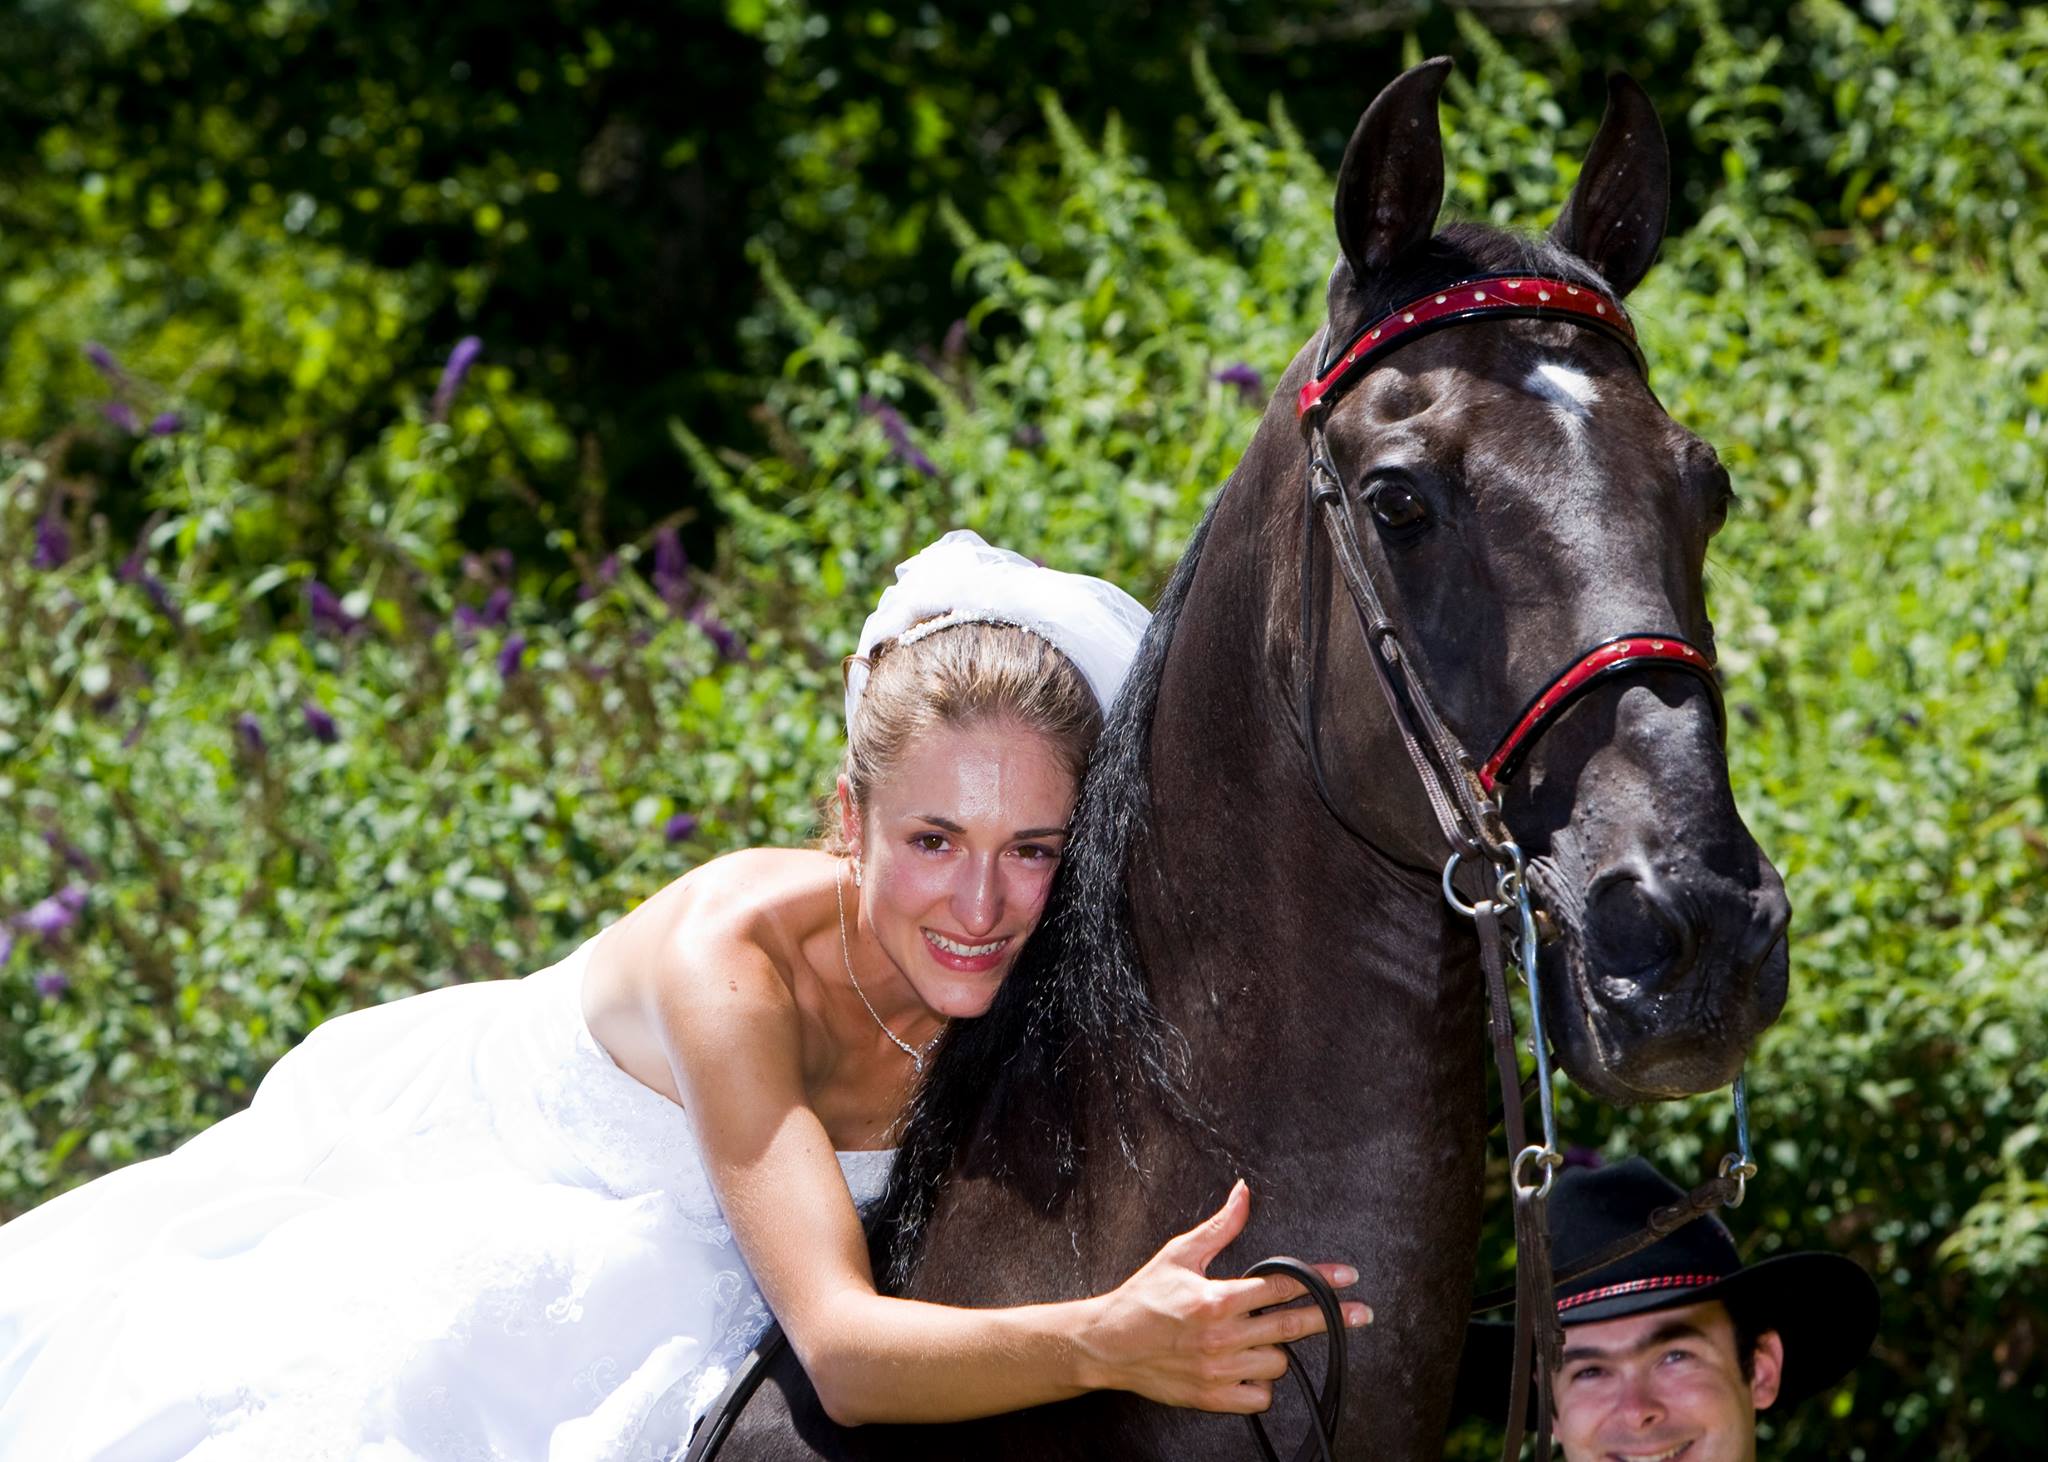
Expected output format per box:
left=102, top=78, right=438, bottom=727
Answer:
left=2, top=1, right=2044, bottom=1456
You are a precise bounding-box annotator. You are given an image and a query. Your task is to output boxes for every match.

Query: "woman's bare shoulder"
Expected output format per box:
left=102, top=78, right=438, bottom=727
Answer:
left=582, top=848, right=831, bottom=1091
left=639, top=846, right=825, bottom=964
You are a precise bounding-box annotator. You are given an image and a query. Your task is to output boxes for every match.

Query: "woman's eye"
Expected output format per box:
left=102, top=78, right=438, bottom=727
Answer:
left=1366, top=480, right=1429, bottom=533
left=1015, top=844, right=1060, bottom=863
left=912, top=833, right=949, bottom=852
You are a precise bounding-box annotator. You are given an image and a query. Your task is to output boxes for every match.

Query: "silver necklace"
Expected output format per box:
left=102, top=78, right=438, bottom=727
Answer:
left=836, top=860, right=943, bottom=1074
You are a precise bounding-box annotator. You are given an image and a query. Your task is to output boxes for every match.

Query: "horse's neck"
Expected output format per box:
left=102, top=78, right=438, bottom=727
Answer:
left=1135, top=522, right=1475, bottom=1118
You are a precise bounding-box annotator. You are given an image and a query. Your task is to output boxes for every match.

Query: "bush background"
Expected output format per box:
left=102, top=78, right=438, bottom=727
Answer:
left=2, top=1, right=2043, bottom=1456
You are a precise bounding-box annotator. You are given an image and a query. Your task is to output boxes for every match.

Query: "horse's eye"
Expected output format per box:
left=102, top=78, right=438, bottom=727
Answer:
left=1367, top=480, right=1429, bottom=533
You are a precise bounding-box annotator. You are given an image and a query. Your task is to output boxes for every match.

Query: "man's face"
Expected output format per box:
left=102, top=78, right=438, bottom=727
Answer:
left=1551, top=1299, right=1785, bottom=1462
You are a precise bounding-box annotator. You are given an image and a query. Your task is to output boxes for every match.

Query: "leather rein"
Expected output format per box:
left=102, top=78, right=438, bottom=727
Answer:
left=1295, top=272, right=1758, bottom=1461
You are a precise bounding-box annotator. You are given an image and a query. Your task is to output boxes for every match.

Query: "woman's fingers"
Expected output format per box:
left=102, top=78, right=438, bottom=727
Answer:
left=1116, top=1202, right=1375, bottom=1416
left=1210, top=1261, right=1358, bottom=1315
left=1234, top=1344, right=1292, bottom=1383
left=1227, top=1297, right=1374, bottom=1350
left=1160, top=1179, right=1252, bottom=1273
left=1206, top=1380, right=1276, bottom=1415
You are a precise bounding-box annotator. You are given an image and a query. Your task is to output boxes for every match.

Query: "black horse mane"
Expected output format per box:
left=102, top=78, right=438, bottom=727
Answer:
left=872, top=501, right=1222, bottom=1289
left=869, top=221, right=1615, bottom=1290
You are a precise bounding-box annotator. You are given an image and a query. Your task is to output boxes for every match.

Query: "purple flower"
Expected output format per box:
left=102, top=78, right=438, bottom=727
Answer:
left=119, top=545, right=183, bottom=627
left=302, top=699, right=339, bottom=743
left=83, top=341, right=125, bottom=383
left=454, top=585, right=512, bottom=634
left=1013, top=423, right=1045, bottom=450
left=102, top=400, right=141, bottom=434
left=43, top=830, right=99, bottom=878
left=664, top=812, right=700, bottom=844
left=17, top=885, right=87, bottom=939
left=1212, top=362, right=1263, bottom=402
left=859, top=395, right=938, bottom=477
left=943, top=319, right=968, bottom=361
left=579, top=553, right=621, bottom=601
left=141, top=573, right=182, bottom=625
left=33, top=514, right=71, bottom=569
left=34, top=970, right=69, bottom=998
left=148, top=411, right=183, bottom=436
left=690, top=605, right=743, bottom=662
left=0, top=929, right=12, bottom=965
left=305, top=580, right=362, bottom=636
left=235, top=712, right=267, bottom=755
left=653, top=527, right=690, bottom=613
left=431, top=335, right=484, bottom=422
left=497, top=633, right=527, bottom=681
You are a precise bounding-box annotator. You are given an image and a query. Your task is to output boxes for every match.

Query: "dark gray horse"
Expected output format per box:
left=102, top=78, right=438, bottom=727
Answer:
left=711, top=57, right=1789, bottom=1460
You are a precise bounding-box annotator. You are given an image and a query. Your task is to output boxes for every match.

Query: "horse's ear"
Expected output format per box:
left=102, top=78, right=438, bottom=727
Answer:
left=1550, top=73, right=1670, bottom=297
left=1334, top=57, right=1452, bottom=280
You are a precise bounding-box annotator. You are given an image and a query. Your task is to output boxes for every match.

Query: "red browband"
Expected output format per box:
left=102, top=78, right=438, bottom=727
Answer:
left=1480, top=635, right=1723, bottom=793
left=1296, top=275, right=1641, bottom=419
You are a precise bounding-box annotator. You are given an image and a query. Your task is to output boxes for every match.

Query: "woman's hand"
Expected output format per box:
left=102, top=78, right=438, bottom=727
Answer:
left=1077, top=1179, right=1373, bottom=1414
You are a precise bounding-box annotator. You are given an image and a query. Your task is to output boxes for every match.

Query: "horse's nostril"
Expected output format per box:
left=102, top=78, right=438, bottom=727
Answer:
left=1585, top=873, right=1691, bottom=982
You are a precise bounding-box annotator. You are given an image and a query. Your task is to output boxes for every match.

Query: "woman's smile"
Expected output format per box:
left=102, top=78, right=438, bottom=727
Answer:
left=921, top=928, right=1013, bottom=971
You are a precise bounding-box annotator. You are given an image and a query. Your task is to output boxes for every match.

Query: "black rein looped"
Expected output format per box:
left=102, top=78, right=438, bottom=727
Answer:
left=1241, top=1256, right=1347, bottom=1462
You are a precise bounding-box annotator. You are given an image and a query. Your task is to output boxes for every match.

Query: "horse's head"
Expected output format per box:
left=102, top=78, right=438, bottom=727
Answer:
left=1296, top=59, right=1787, bottom=1104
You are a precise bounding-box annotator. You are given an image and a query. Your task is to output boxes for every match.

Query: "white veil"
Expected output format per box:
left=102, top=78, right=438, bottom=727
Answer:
left=844, top=531, right=1151, bottom=732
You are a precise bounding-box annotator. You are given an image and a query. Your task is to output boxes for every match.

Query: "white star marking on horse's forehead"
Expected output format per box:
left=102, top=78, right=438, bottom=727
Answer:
left=1527, top=361, right=1599, bottom=417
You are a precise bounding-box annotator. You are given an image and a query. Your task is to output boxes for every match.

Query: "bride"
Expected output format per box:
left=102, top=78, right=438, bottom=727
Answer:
left=0, top=532, right=1368, bottom=1460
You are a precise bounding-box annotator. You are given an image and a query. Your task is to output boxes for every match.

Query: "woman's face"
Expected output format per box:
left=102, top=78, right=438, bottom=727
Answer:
left=842, top=718, right=1079, bottom=1020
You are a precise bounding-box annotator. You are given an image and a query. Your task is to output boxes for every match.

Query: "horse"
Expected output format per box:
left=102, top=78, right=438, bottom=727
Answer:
left=704, top=57, right=1790, bottom=1460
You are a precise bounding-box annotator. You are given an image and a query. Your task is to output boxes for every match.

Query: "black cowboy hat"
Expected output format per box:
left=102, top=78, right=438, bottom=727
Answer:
left=1458, top=1157, right=1880, bottom=1418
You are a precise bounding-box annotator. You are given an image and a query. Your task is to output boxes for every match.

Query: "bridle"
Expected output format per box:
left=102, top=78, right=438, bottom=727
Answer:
left=1296, top=272, right=1724, bottom=854
left=1293, top=272, right=1759, bottom=1462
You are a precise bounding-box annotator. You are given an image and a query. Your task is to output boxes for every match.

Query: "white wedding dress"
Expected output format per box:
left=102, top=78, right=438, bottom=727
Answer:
left=0, top=931, right=894, bottom=1461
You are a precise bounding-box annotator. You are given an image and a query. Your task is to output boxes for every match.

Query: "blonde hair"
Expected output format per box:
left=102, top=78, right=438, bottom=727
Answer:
left=823, top=621, right=1103, bottom=855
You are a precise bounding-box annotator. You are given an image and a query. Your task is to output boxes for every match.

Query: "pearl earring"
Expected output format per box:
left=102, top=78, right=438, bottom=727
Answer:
left=851, top=858, right=863, bottom=889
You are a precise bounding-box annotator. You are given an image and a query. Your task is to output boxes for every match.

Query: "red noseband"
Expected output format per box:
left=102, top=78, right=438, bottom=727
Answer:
left=1478, top=634, right=1725, bottom=792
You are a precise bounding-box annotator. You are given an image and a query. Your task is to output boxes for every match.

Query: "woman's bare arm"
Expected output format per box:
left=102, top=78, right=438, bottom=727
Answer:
left=651, top=910, right=1368, bottom=1427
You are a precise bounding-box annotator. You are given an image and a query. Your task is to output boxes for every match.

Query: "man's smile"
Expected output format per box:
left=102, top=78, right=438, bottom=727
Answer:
left=1607, top=1442, right=1693, bottom=1462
